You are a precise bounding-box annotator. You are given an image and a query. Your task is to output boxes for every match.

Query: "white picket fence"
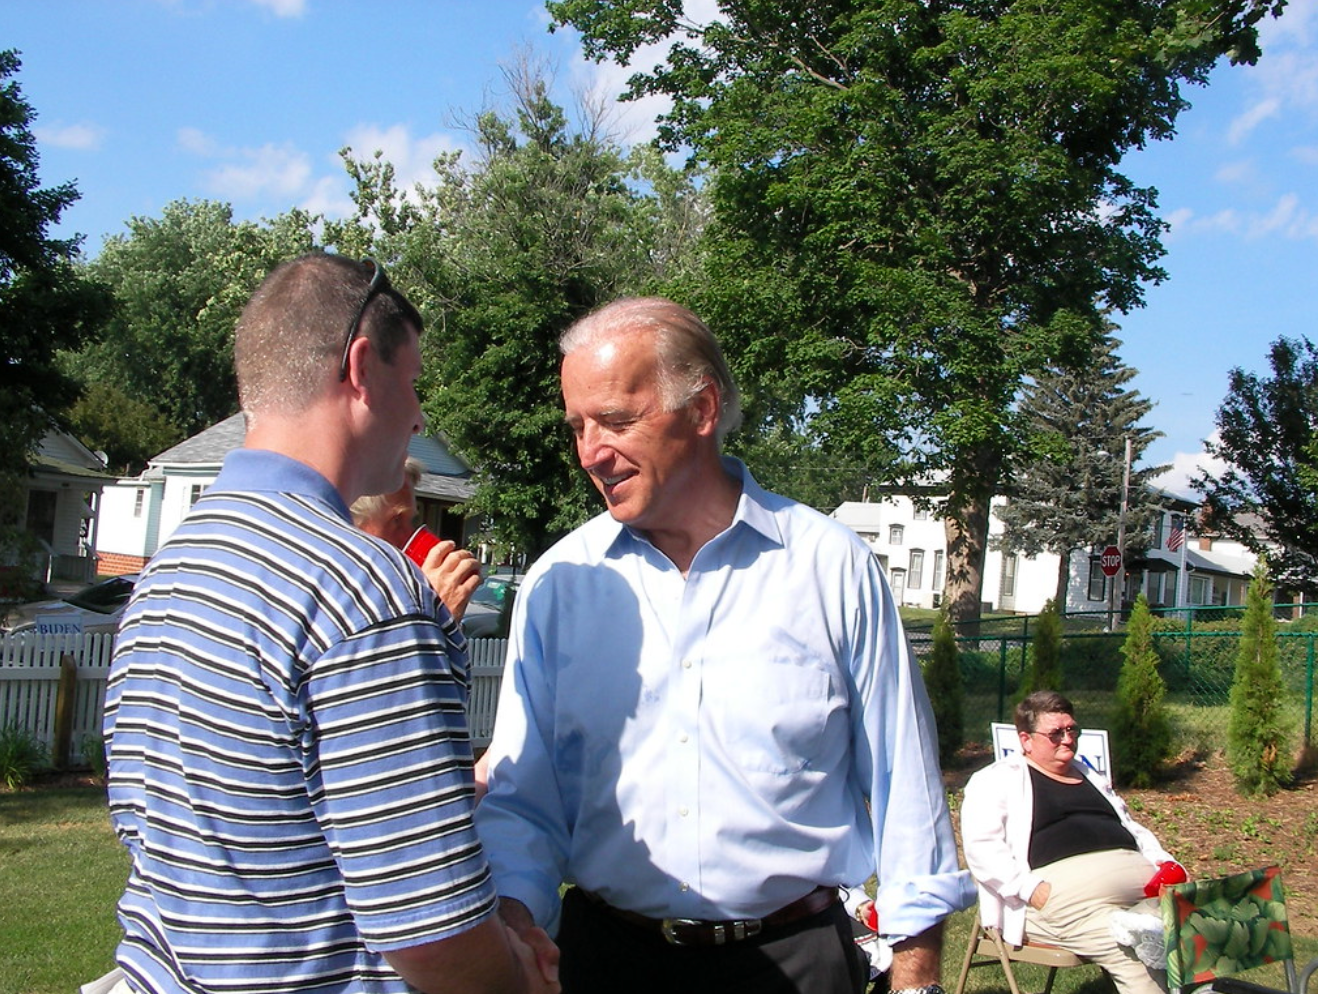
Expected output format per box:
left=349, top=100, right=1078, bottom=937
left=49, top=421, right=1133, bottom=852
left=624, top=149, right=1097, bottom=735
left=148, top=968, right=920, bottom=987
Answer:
left=0, top=632, right=508, bottom=767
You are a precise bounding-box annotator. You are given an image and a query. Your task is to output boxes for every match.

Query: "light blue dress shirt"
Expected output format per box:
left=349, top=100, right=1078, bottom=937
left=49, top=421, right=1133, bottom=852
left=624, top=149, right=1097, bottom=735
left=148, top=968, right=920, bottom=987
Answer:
left=476, top=460, right=973, bottom=938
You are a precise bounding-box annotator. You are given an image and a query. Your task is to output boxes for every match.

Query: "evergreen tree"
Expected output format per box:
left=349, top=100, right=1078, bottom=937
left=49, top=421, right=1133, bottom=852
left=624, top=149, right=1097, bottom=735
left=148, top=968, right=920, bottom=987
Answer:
left=997, top=333, right=1165, bottom=604
left=923, top=609, right=964, bottom=768
left=1020, top=599, right=1063, bottom=697
left=1196, top=337, right=1318, bottom=594
left=1112, top=593, right=1172, bottom=787
left=0, top=51, right=110, bottom=544
left=1227, top=560, right=1293, bottom=797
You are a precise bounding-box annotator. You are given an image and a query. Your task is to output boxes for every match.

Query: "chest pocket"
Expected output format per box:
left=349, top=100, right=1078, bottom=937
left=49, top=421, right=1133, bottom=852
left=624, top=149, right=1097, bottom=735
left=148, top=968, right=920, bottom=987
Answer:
left=702, top=654, right=846, bottom=775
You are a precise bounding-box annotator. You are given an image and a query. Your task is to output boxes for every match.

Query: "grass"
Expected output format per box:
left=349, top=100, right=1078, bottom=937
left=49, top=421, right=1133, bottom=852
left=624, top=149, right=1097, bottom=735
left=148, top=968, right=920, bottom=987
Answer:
left=2, top=787, right=1314, bottom=994
left=0, top=787, right=127, bottom=994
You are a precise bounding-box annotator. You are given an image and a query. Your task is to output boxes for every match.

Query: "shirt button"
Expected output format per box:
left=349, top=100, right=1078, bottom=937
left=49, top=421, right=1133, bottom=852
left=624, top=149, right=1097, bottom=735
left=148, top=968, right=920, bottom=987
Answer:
left=683, top=659, right=692, bottom=669
left=680, top=882, right=690, bottom=892
left=679, top=733, right=689, bottom=743
left=679, top=806, right=689, bottom=817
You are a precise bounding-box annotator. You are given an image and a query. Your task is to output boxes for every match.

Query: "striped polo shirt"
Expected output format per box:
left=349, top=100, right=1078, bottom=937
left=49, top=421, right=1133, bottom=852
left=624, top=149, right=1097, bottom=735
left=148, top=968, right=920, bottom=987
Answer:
left=104, top=448, right=495, bottom=994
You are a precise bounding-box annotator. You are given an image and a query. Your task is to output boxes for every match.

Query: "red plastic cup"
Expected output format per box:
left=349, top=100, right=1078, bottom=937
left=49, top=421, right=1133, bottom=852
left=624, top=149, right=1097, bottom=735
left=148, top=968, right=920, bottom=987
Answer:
left=403, top=525, right=441, bottom=567
left=1144, top=860, right=1188, bottom=897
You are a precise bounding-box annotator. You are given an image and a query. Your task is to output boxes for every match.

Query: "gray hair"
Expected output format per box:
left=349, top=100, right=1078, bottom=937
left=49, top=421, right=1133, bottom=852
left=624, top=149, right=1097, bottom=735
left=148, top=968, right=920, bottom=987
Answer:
left=1014, top=690, right=1074, bottom=734
left=350, top=456, right=424, bottom=528
left=559, top=297, right=742, bottom=443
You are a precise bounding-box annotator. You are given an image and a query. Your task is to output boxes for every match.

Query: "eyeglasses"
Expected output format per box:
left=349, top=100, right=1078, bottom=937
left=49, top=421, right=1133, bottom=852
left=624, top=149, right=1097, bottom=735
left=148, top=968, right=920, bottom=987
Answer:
left=338, top=259, right=389, bottom=382
left=1032, top=724, right=1082, bottom=745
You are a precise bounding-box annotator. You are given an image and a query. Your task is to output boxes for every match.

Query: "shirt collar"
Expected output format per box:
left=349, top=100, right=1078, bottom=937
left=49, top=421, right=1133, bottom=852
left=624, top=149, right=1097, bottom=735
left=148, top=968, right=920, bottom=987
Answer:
left=212, top=447, right=352, bottom=521
left=592, top=456, right=787, bottom=561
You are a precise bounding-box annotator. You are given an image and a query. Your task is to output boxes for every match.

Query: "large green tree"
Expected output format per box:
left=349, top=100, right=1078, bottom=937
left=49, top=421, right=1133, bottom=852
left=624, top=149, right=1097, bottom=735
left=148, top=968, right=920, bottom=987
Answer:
left=549, top=0, right=1287, bottom=624
left=327, top=62, right=707, bottom=555
left=67, top=200, right=317, bottom=443
left=0, top=50, right=110, bottom=541
left=996, top=333, right=1164, bottom=604
left=1196, top=336, right=1318, bottom=593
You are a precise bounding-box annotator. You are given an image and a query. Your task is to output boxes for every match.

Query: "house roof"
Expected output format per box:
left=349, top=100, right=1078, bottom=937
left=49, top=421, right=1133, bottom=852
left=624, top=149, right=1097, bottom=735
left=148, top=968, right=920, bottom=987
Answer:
left=140, top=412, right=475, bottom=501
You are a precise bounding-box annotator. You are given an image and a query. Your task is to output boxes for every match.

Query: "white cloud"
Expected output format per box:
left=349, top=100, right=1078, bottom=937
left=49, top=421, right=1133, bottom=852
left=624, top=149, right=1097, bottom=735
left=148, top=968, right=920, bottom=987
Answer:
left=34, top=121, right=107, bottom=151
left=176, top=126, right=219, bottom=156
left=1163, top=193, right=1318, bottom=241
left=340, top=124, right=467, bottom=193
left=205, top=142, right=312, bottom=199
left=1213, top=158, right=1256, bottom=184
left=1293, top=145, right=1318, bottom=164
left=1226, top=97, right=1280, bottom=144
left=247, top=0, right=305, bottom=17
left=299, top=174, right=354, bottom=221
left=1150, top=440, right=1228, bottom=499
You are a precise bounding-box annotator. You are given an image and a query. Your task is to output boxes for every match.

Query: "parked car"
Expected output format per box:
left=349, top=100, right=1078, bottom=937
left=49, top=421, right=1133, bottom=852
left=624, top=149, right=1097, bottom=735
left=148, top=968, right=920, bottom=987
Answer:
left=462, top=571, right=519, bottom=639
left=1, top=574, right=138, bottom=635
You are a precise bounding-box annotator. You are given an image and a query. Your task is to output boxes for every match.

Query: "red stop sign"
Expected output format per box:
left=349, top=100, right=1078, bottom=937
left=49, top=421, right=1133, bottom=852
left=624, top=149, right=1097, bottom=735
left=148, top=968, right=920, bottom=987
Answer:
left=1100, top=545, right=1122, bottom=577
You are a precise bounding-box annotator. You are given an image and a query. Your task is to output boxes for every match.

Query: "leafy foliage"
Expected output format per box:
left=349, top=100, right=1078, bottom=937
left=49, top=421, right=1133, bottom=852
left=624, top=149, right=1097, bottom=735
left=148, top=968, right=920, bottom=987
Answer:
left=549, top=0, right=1286, bottom=623
left=1196, top=337, right=1318, bottom=593
left=922, top=609, right=964, bottom=767
left=67, top=200, right=318, bottom=441
left=1020, top=599, right=1063, bottom=696
left=1227, top=560, right=1293, bottom=797
left=0, top=723, right=47, bottom=789
left=0, top=51, right=111, bottom=545
left=997, top=333, right=1164, bottom=603
left=325, top=61, right=708, bottom=555
left=64, top=382, right=182, bottom=475
left=1112, top=593, right=1172, bottom=787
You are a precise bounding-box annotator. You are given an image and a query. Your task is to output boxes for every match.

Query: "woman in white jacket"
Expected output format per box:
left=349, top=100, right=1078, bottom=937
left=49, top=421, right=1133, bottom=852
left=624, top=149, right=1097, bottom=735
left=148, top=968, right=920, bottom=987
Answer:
left=961, top=691, right=1182, bottom=994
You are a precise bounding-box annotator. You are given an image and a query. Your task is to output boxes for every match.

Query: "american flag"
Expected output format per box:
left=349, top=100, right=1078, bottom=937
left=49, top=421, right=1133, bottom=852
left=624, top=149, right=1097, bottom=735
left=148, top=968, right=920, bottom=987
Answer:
left=1167, top=514, right=1184, bottom=552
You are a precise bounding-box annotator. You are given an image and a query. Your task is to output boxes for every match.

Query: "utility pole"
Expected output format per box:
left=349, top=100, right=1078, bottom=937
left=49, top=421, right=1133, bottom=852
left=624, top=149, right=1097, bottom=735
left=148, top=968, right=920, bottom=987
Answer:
left=1107, top=436, right=1133, bottom=628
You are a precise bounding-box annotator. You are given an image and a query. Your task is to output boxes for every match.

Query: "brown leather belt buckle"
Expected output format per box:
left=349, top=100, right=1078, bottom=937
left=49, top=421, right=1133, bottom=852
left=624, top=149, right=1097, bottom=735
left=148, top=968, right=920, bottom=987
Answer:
left=661, top=916, right=764, bottom=946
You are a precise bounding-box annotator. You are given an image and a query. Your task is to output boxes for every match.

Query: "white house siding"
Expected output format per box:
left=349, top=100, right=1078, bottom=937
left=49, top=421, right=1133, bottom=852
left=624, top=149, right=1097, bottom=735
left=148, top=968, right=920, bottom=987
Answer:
left=95, top=482, right=157, bottom=566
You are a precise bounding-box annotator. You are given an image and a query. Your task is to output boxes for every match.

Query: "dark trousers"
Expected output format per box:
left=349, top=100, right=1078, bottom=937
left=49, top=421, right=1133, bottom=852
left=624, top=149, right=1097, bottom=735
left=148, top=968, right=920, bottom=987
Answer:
left=556, top=887, right=872, bottom=994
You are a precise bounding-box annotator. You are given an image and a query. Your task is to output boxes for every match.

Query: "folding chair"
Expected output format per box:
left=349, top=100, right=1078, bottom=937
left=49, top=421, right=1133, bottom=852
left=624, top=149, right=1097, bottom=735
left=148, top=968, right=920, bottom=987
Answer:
left=952, top=918, right=1085, bottom=994
left=1160, top=865, right=1303, bottom=994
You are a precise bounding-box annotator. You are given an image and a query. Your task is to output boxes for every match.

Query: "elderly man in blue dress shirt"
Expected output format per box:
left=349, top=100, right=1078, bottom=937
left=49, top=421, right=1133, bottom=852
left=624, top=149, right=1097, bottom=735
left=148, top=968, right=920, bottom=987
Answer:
left=476, top=297, right=973, bottom=994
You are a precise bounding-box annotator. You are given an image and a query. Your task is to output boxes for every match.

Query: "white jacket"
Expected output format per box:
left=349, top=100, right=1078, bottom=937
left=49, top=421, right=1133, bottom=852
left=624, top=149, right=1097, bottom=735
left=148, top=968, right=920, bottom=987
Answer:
left=960, top=754, right=1173, bottom=945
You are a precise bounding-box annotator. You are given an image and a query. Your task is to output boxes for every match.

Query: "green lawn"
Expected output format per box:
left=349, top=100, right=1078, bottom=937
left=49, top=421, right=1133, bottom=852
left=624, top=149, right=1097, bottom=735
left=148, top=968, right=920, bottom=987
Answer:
left=0, top=787, right=126, bottom=994
left=2, top=786, right=1314, bottom=994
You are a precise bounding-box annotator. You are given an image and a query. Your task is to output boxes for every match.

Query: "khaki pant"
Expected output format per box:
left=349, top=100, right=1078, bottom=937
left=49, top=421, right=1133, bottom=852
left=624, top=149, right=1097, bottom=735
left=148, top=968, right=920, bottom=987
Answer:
left=1025, top=849, right=1166, bottom=994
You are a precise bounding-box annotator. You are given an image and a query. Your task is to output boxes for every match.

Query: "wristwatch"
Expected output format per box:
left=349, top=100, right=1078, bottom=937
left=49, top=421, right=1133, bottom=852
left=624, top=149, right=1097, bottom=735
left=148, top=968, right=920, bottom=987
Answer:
left=891, top=985, right=947, bottom=994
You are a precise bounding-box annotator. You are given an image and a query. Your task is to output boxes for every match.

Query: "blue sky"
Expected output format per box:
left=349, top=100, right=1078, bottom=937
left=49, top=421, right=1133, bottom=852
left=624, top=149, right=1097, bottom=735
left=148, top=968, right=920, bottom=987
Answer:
left=8, top=0, right=1317, bottom=496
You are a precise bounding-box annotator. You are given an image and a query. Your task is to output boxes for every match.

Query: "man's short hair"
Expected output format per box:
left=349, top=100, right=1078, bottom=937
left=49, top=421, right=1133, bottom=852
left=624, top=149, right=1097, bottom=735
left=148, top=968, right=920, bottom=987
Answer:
left=235, top=253, right=424, bottom=417
left=559, top=297, right=743, bottom=443
left=350, top=456, right=424, bottom=528
left=1014, top=689, right=1074, bottom=734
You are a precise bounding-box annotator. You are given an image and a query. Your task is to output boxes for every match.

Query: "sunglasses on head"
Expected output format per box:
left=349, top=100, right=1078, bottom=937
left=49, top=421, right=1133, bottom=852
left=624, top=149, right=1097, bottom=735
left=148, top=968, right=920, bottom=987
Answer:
left=338, top=259, right=390, bottom=382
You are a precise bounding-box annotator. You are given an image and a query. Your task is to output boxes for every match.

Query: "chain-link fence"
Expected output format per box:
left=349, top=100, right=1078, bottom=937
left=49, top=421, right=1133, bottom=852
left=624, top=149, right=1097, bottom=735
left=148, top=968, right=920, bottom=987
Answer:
left=906, top=610, right=1317, bottom=756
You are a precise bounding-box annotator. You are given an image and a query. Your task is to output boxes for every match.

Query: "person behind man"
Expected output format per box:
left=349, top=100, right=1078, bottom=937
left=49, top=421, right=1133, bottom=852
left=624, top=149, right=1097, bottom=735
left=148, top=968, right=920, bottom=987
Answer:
left=103, top=254, right=557, bottom=994
left=475, top=297, right=972, bottom=994
left=351, top=455, right=481, bottom=621
left=961, top=690, right=1184, bottom=994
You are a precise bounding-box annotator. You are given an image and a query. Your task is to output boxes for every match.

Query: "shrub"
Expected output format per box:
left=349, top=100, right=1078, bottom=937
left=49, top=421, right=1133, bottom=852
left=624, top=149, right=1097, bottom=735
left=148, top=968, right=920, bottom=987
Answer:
left=1111, top=594, right=1173, bottom=786
left=923, top=610, right=964, bottom=767
left=0, top=723, right=49, bottom=789
left=1018, top=599, right=1062, bottom=697
left=1227, top=560, right=1294, bottom=796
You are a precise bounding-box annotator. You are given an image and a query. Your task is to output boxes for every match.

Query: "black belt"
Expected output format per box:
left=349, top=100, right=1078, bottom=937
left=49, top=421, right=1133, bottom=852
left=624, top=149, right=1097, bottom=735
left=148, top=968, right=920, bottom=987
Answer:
left=578, top=885, right=839, bottom=947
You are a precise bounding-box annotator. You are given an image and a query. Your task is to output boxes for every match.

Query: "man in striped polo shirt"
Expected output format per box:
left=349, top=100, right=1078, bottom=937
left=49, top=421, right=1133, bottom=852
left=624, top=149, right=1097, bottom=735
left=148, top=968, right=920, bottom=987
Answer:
left=103, top=254, right=558, bottom=994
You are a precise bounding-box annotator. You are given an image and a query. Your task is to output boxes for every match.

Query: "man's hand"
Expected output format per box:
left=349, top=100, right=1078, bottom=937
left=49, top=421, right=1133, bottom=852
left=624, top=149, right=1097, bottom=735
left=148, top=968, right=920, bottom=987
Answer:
left=498, top=898, right=559, bottom=989
left=1029, top=881, right=1051, bottom=910
left=422, top=541, right=480, bottom=620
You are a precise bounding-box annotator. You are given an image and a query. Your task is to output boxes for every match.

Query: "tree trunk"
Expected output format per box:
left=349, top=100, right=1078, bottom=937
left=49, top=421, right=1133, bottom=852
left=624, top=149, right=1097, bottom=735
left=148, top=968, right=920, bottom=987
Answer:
left=1055, top=551, right=1072, bottom=608
left=944, top=491, right=991, bottom=635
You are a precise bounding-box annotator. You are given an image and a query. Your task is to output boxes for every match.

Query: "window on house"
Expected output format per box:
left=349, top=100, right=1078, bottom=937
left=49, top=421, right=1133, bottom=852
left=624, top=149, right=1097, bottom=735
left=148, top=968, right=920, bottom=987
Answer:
left=1001, top=555, right=1018, bottom=597
left=1152, top=514, right=1164, bottom=548
left=133, top=489, right=145, bottom=518
left=1189, top=574, right=1210, bottom=605
left=909, top=550, right=924, bottom=590
left=189, top=484, right=204, bottom=506
left=913, top=508, right=929, bottom=521
left=932, top=550, right=945, bottom=593
left=1087, top=558, right=1107, bottom=601
left=889, top=525, right=904, bottom=546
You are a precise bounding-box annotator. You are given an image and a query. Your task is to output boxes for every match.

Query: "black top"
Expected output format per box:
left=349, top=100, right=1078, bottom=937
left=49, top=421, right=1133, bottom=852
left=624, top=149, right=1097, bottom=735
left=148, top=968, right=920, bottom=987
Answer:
left=1027, top=765, right=1138, bottom=869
